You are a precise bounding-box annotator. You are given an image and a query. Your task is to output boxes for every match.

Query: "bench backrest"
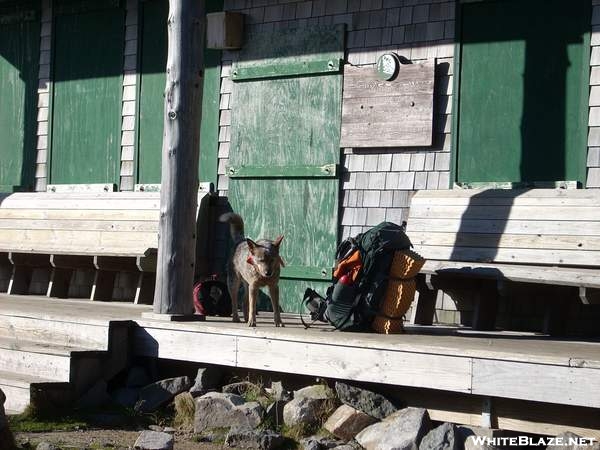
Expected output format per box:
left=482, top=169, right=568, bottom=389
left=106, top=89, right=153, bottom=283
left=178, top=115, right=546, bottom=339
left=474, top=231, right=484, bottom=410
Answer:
left=0, top=192, right=202, bottom=257
left=406, top=189, right=600, bottom=267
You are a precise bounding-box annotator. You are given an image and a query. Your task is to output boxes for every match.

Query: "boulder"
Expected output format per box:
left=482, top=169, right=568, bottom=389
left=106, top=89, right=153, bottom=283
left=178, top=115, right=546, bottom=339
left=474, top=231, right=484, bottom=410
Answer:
left=127, top=366, right=151, bottom=388
left=269, top=381, right=292, bottom=402
left=355, top=407, right=430, bottom=450
left=194, top=392, right=263, bottom=433
left=300, top=435, right=342, bottom=449
left=283, top=397, right=328, bottom=428
left=133, top=430, right=174, bottom=450
left=547, top=432, right=600, bottom=450
left=324, top=404, right=377, bottom=441
left=225, top=429, right=286, bottom=449
left=301, top=438, right=321, bottom=450
left=458, top=426, right=502, bottom=450
left=295, top=384, right=336, bottom=401
left=335, top=382, right=398, bottom=420
left=420, top=423, right=459, bottom=450
left=137, top=376, right=193, bottom=413
left=265, top=400, right=287, bottom=427
left=36, top=443, right=59, bottom=450
left=189, top=367, right=223, bottom=397
left=222, top=381, right=265, bottom=398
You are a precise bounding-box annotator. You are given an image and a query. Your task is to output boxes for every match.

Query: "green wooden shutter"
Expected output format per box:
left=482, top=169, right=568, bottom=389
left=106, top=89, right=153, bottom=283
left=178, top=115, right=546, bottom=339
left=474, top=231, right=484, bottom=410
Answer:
left=136, top=0, right=222, bottom=186
left=457, top=0, right=590, bottom=185
left=229, top=26, right=344, bottom=313
left=137, top=0, right=168, bottom=184
left=50, top=1, right=125, bottom=185
left=0, top=2, right=40, bottom=192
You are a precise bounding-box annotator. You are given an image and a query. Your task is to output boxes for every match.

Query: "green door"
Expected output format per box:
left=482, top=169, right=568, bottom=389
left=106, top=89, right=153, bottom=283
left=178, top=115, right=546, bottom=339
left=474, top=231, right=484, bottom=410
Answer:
left=50, top=1, right=125, bottom=185
left=229, top=26, right=344, bottom=313
left=137, top=0, right=222, bottom=186
left=0, top=3, right=40, bottom=192
left=457, top=0, right=590, bottom=185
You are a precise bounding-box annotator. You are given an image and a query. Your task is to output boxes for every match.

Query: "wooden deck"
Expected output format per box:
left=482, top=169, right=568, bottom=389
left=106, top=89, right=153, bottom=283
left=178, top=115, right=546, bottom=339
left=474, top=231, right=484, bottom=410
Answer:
left=1, top=294, right=600, bottom=436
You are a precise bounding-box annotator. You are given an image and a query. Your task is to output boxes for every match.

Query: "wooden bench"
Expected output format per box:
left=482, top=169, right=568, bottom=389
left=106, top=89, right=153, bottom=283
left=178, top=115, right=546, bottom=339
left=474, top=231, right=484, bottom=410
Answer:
left=405, top=188, right=600, bottom=334
left=0, top=189, right=210, bottom=303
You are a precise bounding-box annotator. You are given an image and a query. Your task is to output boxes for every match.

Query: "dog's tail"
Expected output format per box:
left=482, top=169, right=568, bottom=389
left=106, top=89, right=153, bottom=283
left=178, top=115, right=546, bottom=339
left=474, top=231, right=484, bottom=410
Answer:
left=219, top=212, right=245, bottom=242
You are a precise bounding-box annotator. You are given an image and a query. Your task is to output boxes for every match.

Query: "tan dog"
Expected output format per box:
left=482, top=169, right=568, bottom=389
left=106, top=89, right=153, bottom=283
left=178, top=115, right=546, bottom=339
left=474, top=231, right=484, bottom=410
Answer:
left=220, top=213, right=285, bottom=327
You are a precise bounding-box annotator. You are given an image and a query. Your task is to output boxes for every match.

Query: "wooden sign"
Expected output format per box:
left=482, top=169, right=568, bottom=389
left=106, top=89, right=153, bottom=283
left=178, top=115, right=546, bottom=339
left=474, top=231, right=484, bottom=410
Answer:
left=340, top=61, right=435, bottom=148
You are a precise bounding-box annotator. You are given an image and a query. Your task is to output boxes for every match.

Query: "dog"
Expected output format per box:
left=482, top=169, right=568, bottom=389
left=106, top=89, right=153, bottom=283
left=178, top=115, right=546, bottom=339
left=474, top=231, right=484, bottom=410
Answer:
left=220, top=212, right=285, bottom=327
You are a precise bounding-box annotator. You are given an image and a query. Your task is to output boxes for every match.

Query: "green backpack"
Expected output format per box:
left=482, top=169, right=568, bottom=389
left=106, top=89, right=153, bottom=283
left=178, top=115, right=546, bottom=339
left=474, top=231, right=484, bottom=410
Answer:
left=303, top=222, right=412, bottom=331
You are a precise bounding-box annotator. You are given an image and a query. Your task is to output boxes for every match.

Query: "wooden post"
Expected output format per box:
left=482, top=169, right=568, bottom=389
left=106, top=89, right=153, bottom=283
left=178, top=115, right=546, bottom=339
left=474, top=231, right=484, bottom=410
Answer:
left=153, top=0, right=205, bottom=315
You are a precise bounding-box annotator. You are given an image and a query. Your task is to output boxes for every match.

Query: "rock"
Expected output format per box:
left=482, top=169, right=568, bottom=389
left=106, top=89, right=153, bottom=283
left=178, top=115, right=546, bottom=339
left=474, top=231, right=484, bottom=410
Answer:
left=270, top=381, right=292, bottom=402
left=355, top=407, right=430, bottom=450
left=225, top=429, right=286, bottom=449
left=420, top=423, right=459, bottom=450
left=133, top=430, right=174, bottom=450
left=458, top=426, right=503, bottom=450
left=222, top=381, right=264, bottom=398
left=265, top=400, right=287, bottom=428
left=463, top=437, right=498, bottom=450
left=189, top=367, right=223, bottom=397
left=235, top=402, right=264, bottom=428
left=77, top=380, right=111, bottom=408
left=163, top=427, right=176, bottom=433
left=283, top=397, right=328, bottom=428
left=294, top=384, right=336, bottom=401
left=335, top=382, right=398, bottom=420
left=547, top=432, right=600, bottom=450
left=324, top=404, right=378, bottom=441
left=137, top=376, right=193, bottom=413
left=300, top=435, right=341, bottom=449
left=36, top=443, right=59, bottom=450
left=301, top=438, right=322, bottom=450
left=194, top=392, right=263, bottom=433
left=127, top=366, right=151, bottom=388
left=112, top=387, right=140, bottom=408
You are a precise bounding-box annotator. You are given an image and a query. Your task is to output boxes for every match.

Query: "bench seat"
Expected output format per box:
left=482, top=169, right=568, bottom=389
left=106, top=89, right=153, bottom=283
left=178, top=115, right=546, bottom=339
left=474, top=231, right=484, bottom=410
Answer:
left=0, top=189, right=207, bottom=303
left=406, top=188, right=600, bottom=334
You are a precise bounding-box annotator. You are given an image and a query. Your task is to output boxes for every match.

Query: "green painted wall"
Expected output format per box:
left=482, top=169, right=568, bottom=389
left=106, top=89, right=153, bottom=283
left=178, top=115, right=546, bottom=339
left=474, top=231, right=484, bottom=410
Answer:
left=229, top=26, right=344, bottom=313
left=0, top=6, right=40, bottom=192
left=137, top=0, right=222, bottom=186
left=50, top=3, right=124, bottom=185
left=457, top=0, right=590, bottom=185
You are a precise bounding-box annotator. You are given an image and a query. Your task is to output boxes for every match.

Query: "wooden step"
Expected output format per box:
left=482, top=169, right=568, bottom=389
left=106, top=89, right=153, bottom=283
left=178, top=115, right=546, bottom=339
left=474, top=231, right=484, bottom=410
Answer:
left=0, top=370, right=69, bottom=414
left=0, top=336, right=90, bottom=382
left=0, top=313, right=111, bottom=350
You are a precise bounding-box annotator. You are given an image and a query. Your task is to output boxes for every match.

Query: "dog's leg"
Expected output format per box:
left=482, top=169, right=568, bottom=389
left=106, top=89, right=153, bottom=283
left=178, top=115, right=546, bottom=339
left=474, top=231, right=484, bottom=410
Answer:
left=229, top=275, right=242, bottom=323
left=268, top=284, right=284, bottom=327
left=248, top=283, right=258, bottom=327
left=242, top=281, right=249, bottom=323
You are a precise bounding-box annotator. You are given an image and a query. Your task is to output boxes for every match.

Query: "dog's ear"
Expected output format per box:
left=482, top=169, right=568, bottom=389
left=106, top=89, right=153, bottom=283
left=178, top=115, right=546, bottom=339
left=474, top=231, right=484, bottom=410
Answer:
left=273, top=235, right=284, bottom=248
left=246, top=238, right=257, bottom=254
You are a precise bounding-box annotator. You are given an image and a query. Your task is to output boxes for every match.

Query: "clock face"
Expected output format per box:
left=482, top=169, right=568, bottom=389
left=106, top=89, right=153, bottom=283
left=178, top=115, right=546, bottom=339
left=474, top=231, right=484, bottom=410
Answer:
left=376, top=53, right=400, bottom=81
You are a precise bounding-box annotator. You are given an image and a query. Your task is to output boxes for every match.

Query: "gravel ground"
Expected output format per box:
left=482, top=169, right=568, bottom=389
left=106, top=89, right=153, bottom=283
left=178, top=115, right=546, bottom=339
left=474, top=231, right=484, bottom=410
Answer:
left=14, top=429, right=234, bottom=450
